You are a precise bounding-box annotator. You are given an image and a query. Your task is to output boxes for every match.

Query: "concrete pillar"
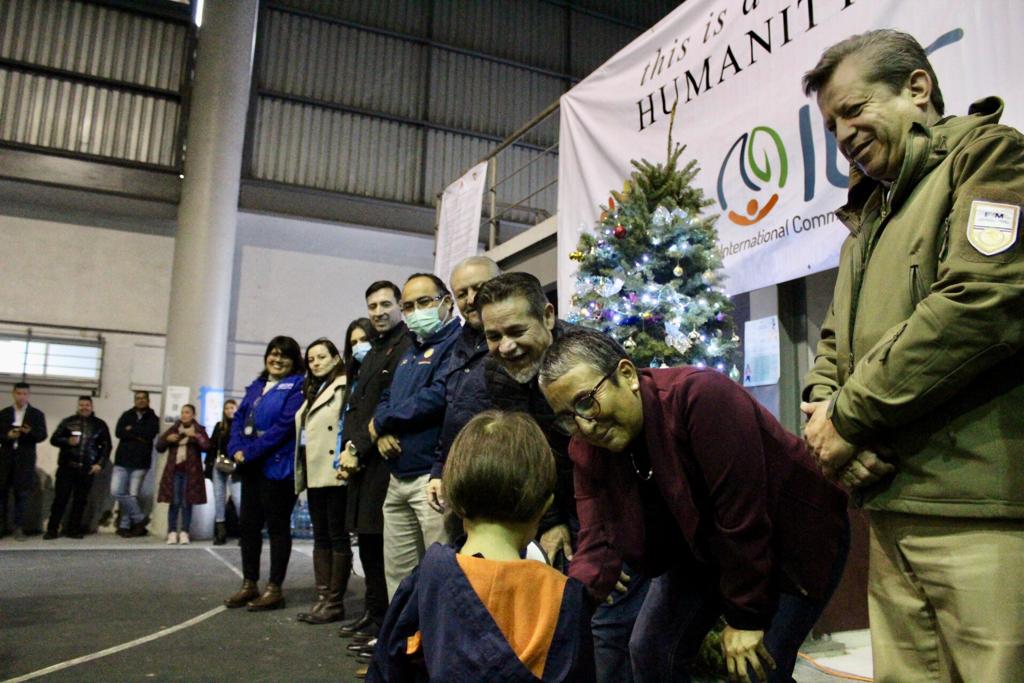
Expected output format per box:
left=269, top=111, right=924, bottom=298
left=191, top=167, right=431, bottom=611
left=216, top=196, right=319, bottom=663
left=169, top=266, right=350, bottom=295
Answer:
left=159, top=0, right=259, bottom=539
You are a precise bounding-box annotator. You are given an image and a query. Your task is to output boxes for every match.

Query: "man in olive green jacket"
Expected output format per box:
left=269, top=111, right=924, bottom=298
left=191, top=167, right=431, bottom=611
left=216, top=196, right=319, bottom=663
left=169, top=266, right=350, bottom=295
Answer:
left=800, top=30, right=1024, bottom=682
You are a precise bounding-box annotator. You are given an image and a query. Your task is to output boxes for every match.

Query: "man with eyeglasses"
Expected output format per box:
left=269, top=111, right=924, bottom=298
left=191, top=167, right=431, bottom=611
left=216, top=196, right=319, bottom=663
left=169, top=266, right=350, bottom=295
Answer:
left=539, top=328, right=849, bottom=682
left=476, top=272, right=648, bottom=683
left=370, top=273, right=461, bottom=603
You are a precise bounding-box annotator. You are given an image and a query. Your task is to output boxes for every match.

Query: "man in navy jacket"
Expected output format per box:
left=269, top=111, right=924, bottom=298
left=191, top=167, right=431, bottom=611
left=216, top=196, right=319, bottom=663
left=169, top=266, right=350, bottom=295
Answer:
left=372, top=273, right=461, bottom=598
left=426, top=256, right=500, bottom=514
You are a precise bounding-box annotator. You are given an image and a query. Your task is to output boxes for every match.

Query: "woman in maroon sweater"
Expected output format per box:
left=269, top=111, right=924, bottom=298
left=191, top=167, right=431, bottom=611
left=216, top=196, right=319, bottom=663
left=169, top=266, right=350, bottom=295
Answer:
left=156, top=404, right=210, bottom=544
left=539, top=328, right=848, bottom=683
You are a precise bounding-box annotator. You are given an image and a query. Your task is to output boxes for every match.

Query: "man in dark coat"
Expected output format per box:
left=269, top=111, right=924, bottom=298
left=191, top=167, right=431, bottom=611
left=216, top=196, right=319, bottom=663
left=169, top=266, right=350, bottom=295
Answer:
left=111, top=390, right=160, bottom=537
left=426, top=256, right=500, bottom=515
left=338, top=280, right=413, bottom=646
left=0, top=382, right=48, bottom=539
left=540, top=328, right=849, bottom=682
left=45, top=395, right=112, bottom=539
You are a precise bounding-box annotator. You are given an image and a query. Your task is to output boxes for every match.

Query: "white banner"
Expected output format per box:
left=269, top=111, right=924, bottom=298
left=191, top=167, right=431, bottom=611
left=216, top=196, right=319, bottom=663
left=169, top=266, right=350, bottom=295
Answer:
left=557, top=0, right=1024, bottom=312
left=434, top=161, right=488, bottom=282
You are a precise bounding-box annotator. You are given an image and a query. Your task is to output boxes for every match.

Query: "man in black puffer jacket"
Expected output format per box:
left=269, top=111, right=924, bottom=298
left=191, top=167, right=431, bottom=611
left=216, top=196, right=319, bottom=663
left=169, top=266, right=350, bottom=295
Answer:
left=45, top=396, right=111, bottom=539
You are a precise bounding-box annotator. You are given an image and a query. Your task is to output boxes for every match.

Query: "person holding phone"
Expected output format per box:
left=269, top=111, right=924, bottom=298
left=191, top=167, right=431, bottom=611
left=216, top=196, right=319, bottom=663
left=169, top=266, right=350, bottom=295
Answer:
left=0, top=382, right=47, bottom=540
left=45, top=396, right=111, bottom=539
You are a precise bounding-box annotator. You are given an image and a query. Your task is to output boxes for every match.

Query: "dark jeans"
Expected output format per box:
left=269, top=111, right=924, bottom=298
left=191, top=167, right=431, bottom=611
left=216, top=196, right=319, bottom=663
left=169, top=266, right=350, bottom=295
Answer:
left=307, top=486, right=353, bottom=557
left=0, top=450, right=35, bottom=529
left=239, top=469, right=298, bottom=586
left=167, top=471, right=193, bottom=533
left=48, top=465, right=93, bottom=535
left=592, top=563, right=650, bottom=683
left=631, top=522, right=850, bottom=682
left=358, top=532, right=388, bottom=622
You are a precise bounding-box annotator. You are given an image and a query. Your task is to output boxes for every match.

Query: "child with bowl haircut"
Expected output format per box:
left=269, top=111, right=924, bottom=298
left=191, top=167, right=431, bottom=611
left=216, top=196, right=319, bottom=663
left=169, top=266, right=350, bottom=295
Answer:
left=368, top=410, right=595, bottom=682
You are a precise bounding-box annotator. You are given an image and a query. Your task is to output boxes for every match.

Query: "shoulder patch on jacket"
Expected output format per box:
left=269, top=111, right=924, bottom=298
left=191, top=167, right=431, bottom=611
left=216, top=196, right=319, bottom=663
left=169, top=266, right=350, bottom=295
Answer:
left=966, top=200, right=1019, bottom=255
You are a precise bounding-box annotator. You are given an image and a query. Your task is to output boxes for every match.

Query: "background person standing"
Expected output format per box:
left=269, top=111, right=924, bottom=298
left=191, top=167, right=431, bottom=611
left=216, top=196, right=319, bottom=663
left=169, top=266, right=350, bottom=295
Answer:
left=0, top=382, right=47, bottom=539
left=111, top=390, right=160, bottom=537
left=206, top=399, right=239, bottom=545
left=45, top=396, right=111, bottom=539
left=156, top=403, right=209, bottom=545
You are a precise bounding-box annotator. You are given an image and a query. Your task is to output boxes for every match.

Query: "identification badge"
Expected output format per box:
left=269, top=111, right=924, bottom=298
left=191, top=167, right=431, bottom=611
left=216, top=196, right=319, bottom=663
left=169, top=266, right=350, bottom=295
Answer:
left=300, top=429, right=307, bottom=447
left=244, top=425, right=254, bottom=436
left=966, top=200, right=1019, bottom=256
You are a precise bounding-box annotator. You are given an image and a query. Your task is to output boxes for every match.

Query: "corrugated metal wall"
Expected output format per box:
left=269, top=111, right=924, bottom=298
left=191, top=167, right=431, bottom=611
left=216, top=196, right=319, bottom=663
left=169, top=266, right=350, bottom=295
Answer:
left=0, top=0, right=675, bottom=220
left=0, top=0, right=192, bottom=168
left=248, top=0, right=677, bottom=221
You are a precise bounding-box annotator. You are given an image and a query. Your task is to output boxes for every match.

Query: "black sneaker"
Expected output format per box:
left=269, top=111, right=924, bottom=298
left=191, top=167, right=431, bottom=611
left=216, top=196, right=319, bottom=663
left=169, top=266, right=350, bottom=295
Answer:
left=43, top=531, right=58, bottom=540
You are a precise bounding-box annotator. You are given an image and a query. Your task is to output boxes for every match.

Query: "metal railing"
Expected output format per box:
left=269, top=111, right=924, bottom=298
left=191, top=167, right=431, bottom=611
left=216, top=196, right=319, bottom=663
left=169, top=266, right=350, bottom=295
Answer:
left=482, top=98, right=560, bottom=248
left=432, top=98, right=560, bottom=250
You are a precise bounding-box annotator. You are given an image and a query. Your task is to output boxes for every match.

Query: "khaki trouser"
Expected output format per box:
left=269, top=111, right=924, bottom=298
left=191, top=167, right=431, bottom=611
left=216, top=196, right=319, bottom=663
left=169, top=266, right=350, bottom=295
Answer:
left=383, top=473, right=445, bottom=599
left=868, top=511, right=1024, bottom=682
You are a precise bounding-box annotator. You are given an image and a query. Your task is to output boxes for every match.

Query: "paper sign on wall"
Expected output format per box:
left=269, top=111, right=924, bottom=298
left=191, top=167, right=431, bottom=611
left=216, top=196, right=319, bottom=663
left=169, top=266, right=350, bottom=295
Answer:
left=199, top=386, right=225, bottom=431
left=743, top=316, right=780, bottom=387
left=163, top=385, right=190, bottom=424
left=434, top=161, right=488, bottom=282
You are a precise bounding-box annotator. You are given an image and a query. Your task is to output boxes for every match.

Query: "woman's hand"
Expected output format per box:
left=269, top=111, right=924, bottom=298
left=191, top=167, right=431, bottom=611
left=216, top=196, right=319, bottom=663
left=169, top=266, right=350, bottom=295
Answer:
left=233, top=450, right=245, bottom=464
left=337, top=442, right=360, bottom=480
left=339, top=450, right=360, bottom=471
left=165, top=433, right=180, bottom=443
left=721, top=626, right=775, bottom=683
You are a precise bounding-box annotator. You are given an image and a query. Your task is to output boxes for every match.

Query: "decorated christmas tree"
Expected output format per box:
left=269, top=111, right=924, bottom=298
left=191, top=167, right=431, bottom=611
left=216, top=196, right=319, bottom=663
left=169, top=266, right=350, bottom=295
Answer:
left=567, top=129, right=740, bottom=377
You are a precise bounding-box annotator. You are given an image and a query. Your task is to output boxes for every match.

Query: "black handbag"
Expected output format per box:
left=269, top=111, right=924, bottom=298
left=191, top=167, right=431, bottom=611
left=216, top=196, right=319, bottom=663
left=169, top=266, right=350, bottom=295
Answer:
left=214, top=453, right=237, bottom=475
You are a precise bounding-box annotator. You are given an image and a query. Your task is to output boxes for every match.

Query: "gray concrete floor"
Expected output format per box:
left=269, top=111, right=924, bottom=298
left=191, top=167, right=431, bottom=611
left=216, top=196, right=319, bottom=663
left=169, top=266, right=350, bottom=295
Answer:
left=2, top=535, right=864, bottom=682
left=1, top=535, right=367, bottom=681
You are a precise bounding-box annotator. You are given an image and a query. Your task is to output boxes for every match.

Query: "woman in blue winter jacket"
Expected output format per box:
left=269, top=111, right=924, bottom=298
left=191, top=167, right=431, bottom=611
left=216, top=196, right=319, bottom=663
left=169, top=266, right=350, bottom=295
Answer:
left=223, top=336, right=305, bottom=611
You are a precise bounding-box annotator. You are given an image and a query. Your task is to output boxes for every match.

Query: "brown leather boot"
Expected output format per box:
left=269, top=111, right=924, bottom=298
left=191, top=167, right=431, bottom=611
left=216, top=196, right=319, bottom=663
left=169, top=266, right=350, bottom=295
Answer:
left=247, top=582, right=285, bottom=611
left=224, top=579, right=259, bottom=608
left=297, top=548, right=331, bottom=623
left=303, top=551, right=351, bottom=625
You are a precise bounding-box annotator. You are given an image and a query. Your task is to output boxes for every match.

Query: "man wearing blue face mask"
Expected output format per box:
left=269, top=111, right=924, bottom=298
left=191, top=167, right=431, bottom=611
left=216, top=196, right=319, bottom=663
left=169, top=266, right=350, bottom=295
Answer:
left=371, top=272, right=462, bottom=600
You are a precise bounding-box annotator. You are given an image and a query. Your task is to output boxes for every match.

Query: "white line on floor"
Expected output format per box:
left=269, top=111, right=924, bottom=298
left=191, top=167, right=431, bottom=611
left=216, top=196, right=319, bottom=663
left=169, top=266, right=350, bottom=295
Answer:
left=2, top=543, right=255, bottom=682
left=2, top=606, right=227, bottom=683
left=204, top=546, right=244, bottom=579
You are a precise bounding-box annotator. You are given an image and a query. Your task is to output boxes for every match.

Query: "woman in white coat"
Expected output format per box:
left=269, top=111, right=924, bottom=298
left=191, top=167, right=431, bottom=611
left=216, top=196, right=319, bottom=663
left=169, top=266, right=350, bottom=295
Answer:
left=294, top=337, right=352, bottom=624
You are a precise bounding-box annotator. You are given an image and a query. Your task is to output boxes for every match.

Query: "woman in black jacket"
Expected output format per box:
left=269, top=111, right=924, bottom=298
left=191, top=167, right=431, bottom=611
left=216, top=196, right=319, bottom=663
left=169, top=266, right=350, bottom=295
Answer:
left=206, top=399, right=238, bottom=545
